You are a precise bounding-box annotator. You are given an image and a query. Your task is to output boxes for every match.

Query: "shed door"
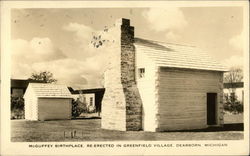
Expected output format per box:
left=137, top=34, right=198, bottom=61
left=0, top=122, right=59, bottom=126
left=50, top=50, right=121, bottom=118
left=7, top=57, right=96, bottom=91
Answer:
left=38, top=98, right=71, bottom=120
left=207, top=93, right=217, bottom=125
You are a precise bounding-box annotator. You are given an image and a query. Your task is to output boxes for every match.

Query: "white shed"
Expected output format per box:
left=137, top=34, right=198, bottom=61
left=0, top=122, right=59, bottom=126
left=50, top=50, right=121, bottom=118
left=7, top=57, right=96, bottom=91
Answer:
left=24, top=83, right=72, bottom=121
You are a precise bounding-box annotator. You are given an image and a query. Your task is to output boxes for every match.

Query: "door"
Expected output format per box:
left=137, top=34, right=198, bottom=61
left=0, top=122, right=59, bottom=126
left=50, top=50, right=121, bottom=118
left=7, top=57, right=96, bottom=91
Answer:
left=38, top=98, right=71, bottom=120
left=207, top=93, right=217, bottom=125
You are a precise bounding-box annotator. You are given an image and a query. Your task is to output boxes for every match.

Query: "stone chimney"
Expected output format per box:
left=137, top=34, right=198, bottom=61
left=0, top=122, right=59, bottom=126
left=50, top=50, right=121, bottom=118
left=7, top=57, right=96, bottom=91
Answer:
left=101, top=18, right=142, bottom=131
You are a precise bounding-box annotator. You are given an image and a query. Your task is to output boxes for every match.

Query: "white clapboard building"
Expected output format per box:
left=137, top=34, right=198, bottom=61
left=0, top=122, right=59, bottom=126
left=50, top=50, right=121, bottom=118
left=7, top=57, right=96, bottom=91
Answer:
left=24, top=83, right=72, bottom=121
left=101, top=18, right=227, bottom=132
left=71, top=93, right=95, bottom=112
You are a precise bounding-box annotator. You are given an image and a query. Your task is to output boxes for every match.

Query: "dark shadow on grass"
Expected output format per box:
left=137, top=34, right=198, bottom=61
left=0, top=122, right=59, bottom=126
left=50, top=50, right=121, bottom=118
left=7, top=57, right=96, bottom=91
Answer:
left=161, top=123, right=244, bottom=132
left=71, top=117, right=101, bottom=120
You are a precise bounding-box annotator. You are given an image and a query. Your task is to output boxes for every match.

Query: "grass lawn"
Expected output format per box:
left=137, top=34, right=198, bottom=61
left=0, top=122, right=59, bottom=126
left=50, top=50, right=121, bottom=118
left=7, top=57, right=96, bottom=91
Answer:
left=224, top=113, right=243, bottom=124
left=11, top=114, right=244, bottom=142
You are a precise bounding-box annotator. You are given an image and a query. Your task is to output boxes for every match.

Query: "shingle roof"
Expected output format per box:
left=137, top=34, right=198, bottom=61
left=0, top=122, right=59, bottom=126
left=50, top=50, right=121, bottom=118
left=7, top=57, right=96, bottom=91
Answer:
left=134, top=38, right=227, bottom=71
left=29, top=83, right=72, bottom=98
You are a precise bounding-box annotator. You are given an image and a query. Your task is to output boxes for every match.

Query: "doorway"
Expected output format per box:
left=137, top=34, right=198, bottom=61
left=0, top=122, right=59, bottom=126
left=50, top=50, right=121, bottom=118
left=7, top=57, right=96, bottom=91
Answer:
left=207, top=93, right=217, bottom=125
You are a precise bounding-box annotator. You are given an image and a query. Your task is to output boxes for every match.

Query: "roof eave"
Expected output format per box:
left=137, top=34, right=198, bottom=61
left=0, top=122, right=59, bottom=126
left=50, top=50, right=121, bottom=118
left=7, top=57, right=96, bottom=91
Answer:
left=158, top=65, right=228, bottom=72
left=37, top=96, right=73, bottom=99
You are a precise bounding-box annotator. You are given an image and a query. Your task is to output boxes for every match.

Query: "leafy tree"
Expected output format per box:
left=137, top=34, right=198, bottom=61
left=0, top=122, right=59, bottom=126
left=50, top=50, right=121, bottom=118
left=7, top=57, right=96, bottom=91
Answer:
left=28, top=71, right=57, bottom=83
left=71, top=98, right=86, bottom=118
left=224, top=94, right=243, bottom=114
left=11, top=97, right=25, bottom=119
left=11, top=97, right=24, bottom=110
left=90, top=25, right=115, bottom=48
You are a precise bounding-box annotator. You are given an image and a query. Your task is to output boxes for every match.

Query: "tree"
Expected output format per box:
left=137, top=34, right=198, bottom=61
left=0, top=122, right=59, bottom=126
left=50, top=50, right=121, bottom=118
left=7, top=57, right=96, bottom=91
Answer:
left=72, top=99, right=82, bottom=118
left=71, top=97, right=87, bottom=118
left=224, top=67, right=243, bottom=97
left=224, top=93, right=243, bottom=114
left=224, top=67, right=243, bottom=85
left=90, top=25, right=116, bottom=48
left=28, top=71, right=57, bottom=83
left=11, top=97, right=25, bottom=119
left=223, top=67, right=244, bottom=114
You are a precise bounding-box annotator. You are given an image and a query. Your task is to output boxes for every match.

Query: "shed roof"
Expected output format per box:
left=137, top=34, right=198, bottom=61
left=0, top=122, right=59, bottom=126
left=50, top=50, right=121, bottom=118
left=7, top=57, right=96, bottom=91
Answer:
left=134, top=38, right=227, bottom=72
left=28, top=83, right=72, bottom=98
left=71, top=88, right=105, bottom=95
left=11, top=79, right=44, bottom=88
left=224, top=82, right=244, bottom=89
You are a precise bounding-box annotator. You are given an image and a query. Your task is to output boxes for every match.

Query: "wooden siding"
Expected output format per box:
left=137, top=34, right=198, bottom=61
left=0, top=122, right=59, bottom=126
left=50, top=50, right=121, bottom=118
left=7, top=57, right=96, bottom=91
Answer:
left=37, top=98, right=72, bottom=121
left=157, top=67, right=223, bottom=131
left=136, top=46, right=158, bottom=131
left=24, top=85, right=38, bottom=120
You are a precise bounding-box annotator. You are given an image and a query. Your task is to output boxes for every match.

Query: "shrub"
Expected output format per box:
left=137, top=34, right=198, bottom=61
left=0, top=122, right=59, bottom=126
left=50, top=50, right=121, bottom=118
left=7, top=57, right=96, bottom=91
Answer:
left=224, top=93, right=243, bottom=114
left=71, top=99, right=87, bottom=118
left=11, top=97, right=25, bottom=119
left=11, top=109, right=25, bottom=119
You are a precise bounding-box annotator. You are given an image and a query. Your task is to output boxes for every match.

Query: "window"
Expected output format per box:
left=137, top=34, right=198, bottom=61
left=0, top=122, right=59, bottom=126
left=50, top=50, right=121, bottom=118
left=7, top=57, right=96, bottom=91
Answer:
left=90, top=97, right=93, bottom=106
left=138, top=68, right=145, bottom=78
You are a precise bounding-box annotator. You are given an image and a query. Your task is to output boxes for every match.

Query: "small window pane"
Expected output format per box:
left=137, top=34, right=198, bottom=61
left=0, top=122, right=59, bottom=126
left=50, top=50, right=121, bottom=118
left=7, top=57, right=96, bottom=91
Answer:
left=90, top=97, right=93, bottom=106
left=138, top=68, right=145, bottom=78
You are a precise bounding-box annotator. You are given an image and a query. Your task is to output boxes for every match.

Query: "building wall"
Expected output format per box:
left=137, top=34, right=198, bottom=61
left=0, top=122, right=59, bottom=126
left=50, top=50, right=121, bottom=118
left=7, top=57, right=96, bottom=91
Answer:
left=24, top=86, right=38, bottom=120
left=84, top=94, right=95, bottom=110
left=72, top=93, right=95, bottom=111
left=136, top=48, right=158, bottom=132
left=157, top=67, right=224, bottom=131
left=11, top=88, right=25, bottom=97
left=37, top=98, right=72, bottom=121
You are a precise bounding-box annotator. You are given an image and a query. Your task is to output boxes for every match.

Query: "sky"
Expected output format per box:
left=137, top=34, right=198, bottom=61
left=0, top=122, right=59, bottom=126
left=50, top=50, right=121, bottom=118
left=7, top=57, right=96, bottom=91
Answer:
left=11, top=7, right=244, bottom=89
